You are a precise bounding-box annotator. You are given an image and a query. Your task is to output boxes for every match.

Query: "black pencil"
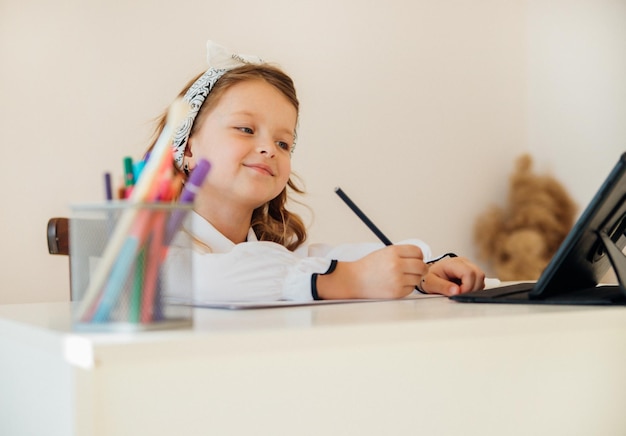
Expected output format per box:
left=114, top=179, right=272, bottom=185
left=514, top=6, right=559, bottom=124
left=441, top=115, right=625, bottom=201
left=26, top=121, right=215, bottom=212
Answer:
left=334, top=187, right=393, bottom=246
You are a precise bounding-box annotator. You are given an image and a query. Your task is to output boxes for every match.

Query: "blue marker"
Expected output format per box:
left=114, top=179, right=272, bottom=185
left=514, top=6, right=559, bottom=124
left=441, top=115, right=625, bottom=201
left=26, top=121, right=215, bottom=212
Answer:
left=133, top=160, right=146, bottom=184
left=92, top=237, right=140, bottom=322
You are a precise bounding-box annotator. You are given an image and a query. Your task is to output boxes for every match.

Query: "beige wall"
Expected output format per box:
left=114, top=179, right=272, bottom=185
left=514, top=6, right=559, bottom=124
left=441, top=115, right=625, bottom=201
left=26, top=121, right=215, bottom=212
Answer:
left=526, top=0, right=626, bottom=201
left=1, top=0, right=624, bottom=304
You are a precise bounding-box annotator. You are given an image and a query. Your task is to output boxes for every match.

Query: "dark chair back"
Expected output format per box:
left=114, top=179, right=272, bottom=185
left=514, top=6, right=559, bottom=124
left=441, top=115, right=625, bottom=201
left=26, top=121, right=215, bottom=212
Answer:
left=47, top=217, right=70, bottom=255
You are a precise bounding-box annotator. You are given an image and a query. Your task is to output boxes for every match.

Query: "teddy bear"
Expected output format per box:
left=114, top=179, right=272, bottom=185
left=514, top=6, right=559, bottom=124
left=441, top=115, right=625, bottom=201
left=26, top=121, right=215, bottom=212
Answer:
left=474, top=154, right=578, bottom=281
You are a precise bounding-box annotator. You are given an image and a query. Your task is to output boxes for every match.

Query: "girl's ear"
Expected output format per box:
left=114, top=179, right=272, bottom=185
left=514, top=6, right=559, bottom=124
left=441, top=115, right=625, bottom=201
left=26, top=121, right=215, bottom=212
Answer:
left=183, top=139, right=195, bottom=169
left=184, top=142, right=194, bottom=157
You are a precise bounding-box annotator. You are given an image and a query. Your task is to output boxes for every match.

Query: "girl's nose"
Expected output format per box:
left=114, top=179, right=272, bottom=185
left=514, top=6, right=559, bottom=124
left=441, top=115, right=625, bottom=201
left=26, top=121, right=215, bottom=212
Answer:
left=257, top=139, right=276, bottom=157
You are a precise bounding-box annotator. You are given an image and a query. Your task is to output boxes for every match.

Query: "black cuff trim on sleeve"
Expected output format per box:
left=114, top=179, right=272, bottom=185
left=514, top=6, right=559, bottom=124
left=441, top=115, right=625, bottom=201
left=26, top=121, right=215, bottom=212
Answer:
left=311, top=274, right=321, bottom=300
left=426, top=252, right=458, bottom=265
left=311, top=260, right=339, bottom=300
left=324, top=259, right=338, bottom=275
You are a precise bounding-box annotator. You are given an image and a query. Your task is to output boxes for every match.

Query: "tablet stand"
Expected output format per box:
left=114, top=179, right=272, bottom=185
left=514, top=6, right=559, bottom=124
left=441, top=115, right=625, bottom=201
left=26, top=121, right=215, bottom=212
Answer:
left=599, top=230, right=626, bottom=293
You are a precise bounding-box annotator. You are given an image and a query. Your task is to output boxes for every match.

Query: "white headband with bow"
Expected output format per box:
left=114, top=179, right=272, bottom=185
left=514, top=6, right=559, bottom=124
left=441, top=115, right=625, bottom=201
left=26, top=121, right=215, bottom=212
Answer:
left=171, top=40, right=263, bottom=170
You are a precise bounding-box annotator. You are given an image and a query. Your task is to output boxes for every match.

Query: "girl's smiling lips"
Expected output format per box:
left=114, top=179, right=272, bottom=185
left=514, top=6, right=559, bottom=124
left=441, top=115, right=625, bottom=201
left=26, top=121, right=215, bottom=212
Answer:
left=243, top=163, right=275, bottom=176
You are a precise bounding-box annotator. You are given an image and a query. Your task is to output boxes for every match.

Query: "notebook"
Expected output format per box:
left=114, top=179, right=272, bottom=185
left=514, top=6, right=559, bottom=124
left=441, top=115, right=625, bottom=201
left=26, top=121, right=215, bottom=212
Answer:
left=451, top=152, right=626, bottom=305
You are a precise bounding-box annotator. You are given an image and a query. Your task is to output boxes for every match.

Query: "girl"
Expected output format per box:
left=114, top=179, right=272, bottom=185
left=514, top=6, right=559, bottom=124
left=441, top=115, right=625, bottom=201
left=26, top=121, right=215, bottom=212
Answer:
left=150, top=41, right=485, bottom=302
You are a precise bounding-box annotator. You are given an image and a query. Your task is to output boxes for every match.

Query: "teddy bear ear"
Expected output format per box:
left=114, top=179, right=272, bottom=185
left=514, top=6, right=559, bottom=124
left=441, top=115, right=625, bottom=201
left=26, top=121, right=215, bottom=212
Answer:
left=515, top=153, right=533, bottom=173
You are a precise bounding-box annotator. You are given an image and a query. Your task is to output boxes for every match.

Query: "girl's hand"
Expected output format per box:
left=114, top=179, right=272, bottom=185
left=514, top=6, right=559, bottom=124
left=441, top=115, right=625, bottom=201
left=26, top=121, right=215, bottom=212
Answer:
left=316, top=245, right=429, bottom=299
left=420, top=257, right=485, bottom=296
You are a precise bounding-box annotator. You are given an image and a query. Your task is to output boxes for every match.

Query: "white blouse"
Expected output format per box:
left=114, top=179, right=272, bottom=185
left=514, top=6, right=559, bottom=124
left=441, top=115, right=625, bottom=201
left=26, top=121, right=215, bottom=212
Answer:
left=166, top=212, right=432, bottom=303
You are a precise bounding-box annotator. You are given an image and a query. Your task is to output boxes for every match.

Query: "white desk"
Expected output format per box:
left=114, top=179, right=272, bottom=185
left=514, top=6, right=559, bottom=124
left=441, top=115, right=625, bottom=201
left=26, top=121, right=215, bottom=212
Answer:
left=1, top=297, right=626, bottom=436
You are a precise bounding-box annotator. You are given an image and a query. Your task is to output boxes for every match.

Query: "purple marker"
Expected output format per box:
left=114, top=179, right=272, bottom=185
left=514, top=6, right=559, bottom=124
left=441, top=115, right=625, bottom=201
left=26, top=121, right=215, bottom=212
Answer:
left=180, top=159, right=211, bottom=203
left=104, top=172, right=113, bottom=201
left=164, top=159, right=211, bottom=244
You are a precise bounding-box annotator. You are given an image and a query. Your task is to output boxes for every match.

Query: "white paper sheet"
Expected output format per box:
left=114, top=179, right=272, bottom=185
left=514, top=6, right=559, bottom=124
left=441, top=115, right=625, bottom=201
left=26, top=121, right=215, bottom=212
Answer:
left=169, top=292, right=442, bottom=310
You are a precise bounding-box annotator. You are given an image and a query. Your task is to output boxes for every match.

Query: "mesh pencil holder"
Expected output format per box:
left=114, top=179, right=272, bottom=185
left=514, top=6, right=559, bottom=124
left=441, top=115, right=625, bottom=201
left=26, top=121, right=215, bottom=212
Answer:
left=69, top=202, right=194, bottom=332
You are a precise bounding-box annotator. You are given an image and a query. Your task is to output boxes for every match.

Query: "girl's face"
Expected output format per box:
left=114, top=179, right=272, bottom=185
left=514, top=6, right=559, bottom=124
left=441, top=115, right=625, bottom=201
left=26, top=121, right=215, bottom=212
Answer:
left=187, top=79, right=297, bottom=212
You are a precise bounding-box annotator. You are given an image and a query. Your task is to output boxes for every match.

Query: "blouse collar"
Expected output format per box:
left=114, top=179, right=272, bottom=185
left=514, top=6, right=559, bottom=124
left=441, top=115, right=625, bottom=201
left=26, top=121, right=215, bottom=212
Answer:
left=186, top=211, right=258, bottom=253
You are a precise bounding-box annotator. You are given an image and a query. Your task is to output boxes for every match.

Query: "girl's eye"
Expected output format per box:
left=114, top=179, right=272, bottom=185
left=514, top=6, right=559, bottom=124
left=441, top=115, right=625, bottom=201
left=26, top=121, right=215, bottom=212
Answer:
left=277, top=141, right=292, bottom=152
left=238, top=127, right=254, bottom=134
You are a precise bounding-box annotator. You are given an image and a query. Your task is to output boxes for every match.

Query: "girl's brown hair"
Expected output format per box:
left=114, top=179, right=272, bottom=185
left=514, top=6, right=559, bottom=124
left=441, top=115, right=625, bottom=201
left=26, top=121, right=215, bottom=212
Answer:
left=146, top=64, right=307, bottom=251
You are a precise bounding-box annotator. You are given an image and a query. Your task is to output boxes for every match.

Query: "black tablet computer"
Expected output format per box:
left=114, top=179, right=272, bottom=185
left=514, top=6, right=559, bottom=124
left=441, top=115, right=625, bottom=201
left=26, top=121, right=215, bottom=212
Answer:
left=451, top=152, right=626, bottom=305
